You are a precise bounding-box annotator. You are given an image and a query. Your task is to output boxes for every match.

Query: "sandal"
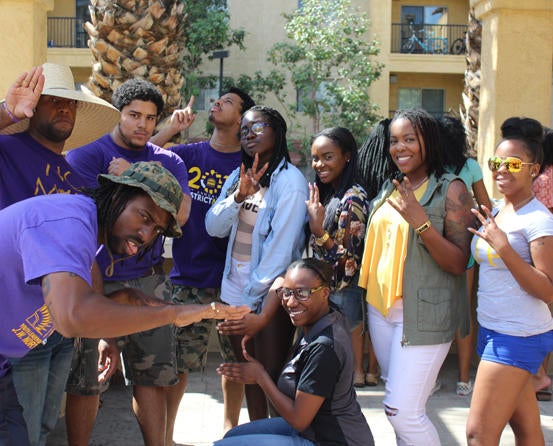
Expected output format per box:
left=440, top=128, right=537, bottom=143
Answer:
left=354, top=372, right=366, bottom=388
left=365, top=372, right=379, bottom=386
left=456, top=380, right=473, bottom=396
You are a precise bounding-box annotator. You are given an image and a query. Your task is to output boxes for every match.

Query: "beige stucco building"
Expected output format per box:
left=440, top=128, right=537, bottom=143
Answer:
left=0, top=0, right=552, bottom=195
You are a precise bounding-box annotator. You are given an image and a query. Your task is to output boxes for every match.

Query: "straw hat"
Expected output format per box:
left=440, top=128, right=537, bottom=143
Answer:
left=0, top=63, right=120, bottom=150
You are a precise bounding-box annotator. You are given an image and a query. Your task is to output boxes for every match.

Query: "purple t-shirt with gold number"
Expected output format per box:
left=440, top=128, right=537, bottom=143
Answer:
left=170, top=141, right=241, bottom=288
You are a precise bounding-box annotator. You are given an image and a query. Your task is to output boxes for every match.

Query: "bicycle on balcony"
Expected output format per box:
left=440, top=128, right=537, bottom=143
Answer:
left=449, top=33, right=466, bottom=55
left=401, top=23, right=448, bottom=55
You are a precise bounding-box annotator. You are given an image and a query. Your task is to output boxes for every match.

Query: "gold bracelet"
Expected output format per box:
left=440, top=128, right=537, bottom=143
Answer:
left=314, top=232, right=330, bottom=246
left=415, top=220, right=432, bottom=235
left=210, top=302, right=219, bottom=314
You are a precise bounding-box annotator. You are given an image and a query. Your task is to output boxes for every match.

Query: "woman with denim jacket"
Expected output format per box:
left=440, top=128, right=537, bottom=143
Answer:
left=206, top=105, right=308, bottom=428
left=358, top=109, right=475, bottom=445
left=306, top=127, right=370, bottom=387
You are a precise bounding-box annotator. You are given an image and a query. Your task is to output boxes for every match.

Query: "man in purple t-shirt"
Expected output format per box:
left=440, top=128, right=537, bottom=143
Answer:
left=150, top=87, right=254, bottom=435
left=0, top=161, right=249, bottom=446
left=0, top=63, right=119, bottom=446
left=66, top=79, right=191, bottom=446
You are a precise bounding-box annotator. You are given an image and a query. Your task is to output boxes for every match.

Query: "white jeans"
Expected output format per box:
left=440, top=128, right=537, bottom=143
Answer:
left=368, top=302, right=451, bottom=446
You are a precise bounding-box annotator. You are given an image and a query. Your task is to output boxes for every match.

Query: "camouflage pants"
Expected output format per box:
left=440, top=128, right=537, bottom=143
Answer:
left=172, top=285, right=236, bottom=373
left=66, top=273, right=177, bottom=394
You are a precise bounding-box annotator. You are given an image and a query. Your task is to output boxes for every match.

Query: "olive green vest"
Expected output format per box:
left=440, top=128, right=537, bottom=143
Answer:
left=368, top=173, right=470, bottom=346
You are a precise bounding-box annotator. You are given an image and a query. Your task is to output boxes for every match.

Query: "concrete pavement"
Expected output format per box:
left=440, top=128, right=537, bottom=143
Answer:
left=47, top=353, right=553, bottom=445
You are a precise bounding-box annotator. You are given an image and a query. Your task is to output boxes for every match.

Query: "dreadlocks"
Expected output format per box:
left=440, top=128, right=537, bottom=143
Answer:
left=358, top=118, right=397, bottom=200
left=83, top=182, right=158, bottom=277
left=394, top=109, right=445, bottom=179
left=241, top=105, right=291, bottom=188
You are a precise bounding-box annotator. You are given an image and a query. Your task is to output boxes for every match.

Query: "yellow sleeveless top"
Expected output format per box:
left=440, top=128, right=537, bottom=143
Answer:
left=359, top=182, right=428, bottom=316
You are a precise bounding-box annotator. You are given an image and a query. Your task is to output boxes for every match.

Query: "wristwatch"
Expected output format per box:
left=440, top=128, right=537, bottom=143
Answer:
left=314, top=232, right=330, bottom=246
left=415, top=220, right=432, bottom=235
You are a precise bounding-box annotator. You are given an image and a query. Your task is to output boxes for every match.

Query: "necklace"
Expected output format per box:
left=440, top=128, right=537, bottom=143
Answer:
left=512, top=194, right=534, bottom=211
left=409, top=175, right=429, bottom=191
left=210, top=139, right=241, bottom=151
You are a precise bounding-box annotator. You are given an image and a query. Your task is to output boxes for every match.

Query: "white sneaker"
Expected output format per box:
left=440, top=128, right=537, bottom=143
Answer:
left=456, top=380, right=473, bottom=396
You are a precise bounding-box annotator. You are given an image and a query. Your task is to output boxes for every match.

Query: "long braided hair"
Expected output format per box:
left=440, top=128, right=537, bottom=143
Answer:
left=240, top=105, right=291, bottom=188
left=357, top=118, right=397, bottom=200
left=439, top=116, right=469, bottom=175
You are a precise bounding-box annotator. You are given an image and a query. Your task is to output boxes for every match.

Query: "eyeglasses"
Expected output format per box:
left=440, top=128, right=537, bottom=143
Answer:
left=240, top=121, right=271, bottom=139
left=488, top=156, right=534, bottom=173
left=276, top=285, right=328, bottom=302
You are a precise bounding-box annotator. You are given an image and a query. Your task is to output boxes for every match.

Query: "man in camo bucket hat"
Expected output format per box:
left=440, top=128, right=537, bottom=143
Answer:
left=99, top=161, right=183, bottom=238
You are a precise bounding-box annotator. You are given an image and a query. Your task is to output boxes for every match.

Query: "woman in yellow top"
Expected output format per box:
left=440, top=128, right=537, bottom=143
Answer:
left=358, top=109, right=475, bottom=445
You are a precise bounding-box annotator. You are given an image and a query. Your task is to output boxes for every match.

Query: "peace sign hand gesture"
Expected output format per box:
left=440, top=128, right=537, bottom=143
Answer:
left=235, top=153, right=269, bottom=203
left=467, top=205, right=509, bottom=254
left=306, top=182, right=325, bottom=237
left=387, top=176, right=428, bottom=228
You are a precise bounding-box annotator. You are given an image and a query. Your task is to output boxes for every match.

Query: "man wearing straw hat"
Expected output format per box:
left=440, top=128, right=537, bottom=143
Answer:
left=66, top=79, right=192, bottom=446
left=0, top=160, right=250, bottom=446
left=0, top=63, right=120, bottom=446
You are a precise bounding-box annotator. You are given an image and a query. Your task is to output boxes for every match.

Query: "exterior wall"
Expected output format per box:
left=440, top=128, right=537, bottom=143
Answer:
left=471, top=0, right=553, bottom=198
left=0, top=0, right=54, bottom=95
left=389, top=72, right=464, bottom=115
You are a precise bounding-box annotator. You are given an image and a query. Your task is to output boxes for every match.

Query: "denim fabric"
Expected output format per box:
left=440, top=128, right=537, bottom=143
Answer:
left=213, top=417, right=315, bottom=446
left=8, top=333, right=73, bottom=446
left=0, top=365, right=31, bottom=446
left=206, top=159, right=308, bottom=310
left=477, top=325, right=553, bottom=374
left=330, top=282, right=365, bottom=331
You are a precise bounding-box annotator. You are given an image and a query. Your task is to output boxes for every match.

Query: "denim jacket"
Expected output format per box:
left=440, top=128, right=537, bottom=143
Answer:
left=205, top=158, right=308, bottom=310
left=368, top=173, right=470, bottom=345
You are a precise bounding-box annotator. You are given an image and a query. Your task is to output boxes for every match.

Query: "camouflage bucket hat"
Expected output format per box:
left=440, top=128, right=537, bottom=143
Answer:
left=98, top=161, right=183, bottom=238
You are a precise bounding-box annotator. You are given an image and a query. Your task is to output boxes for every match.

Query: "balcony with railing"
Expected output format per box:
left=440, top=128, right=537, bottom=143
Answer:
left=47, top=17, right=88, bottom=48
left=391, top=23, right=467, bottom=55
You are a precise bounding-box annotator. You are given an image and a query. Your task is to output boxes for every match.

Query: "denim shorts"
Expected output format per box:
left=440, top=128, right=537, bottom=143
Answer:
left=477, top=325, right=553, bottom=374
left=330, top=284, right=366, bottom=331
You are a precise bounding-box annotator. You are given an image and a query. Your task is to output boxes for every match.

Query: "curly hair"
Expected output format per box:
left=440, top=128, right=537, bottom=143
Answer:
left=224, top=87, right=255, bottom=114
left=240, top=105, right=291, bottom=188
left=112, top=79, right=164, bottom=116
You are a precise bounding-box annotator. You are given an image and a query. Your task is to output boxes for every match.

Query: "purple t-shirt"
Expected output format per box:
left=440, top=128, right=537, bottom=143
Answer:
left=0, top=132, right=85, bottom=210
left=0, top=194, right=97, bottom=359
left=66, top=134, right=190, bottom=281
left=169, top=141, right=241, bottom=288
